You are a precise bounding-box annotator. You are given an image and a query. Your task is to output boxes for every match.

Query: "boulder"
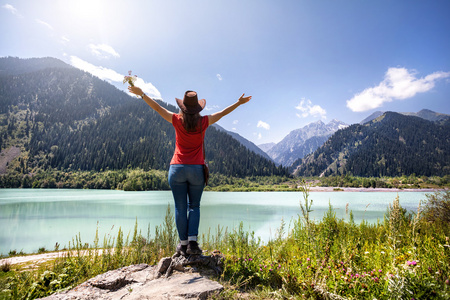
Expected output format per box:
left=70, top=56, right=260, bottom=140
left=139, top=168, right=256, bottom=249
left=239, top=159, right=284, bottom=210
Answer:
left=39, top=252, right=225, bottom=300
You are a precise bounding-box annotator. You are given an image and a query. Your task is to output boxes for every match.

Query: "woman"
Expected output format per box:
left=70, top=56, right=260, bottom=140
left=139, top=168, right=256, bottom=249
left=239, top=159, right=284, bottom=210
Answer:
left=128, top=86, right=252, bottom=255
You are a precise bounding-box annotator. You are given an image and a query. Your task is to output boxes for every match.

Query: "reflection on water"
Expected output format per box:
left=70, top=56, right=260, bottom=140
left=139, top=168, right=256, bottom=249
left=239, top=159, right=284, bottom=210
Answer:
left=0, top=189, right=429, bottom=255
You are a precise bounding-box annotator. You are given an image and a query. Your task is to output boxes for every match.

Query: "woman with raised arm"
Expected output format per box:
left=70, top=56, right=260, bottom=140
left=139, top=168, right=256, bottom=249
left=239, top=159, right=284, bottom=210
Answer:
left=128, top=86, right=251, bottom=255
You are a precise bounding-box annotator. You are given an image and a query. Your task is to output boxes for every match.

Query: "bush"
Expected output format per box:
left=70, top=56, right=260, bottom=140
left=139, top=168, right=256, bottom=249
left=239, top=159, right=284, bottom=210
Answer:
left=422, top=191, right=450, bottom=225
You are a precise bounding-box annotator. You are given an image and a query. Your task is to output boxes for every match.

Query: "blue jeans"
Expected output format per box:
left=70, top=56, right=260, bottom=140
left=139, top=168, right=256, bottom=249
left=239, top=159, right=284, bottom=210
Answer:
left=168, top=164, right=205, bottom=242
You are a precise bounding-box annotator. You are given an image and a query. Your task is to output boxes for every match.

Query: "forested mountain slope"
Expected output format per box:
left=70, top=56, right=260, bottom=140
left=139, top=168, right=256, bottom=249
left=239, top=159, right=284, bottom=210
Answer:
left=0, top=57, right=288, bottom=178
left=293, top=112, right=450, bottom=177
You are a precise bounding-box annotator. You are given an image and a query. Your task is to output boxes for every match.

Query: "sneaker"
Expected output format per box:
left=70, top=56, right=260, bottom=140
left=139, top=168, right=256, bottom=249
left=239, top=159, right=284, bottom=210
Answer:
left=176, top=243, right=187, bottom=256
left=186, top=241, right=202, bottom=255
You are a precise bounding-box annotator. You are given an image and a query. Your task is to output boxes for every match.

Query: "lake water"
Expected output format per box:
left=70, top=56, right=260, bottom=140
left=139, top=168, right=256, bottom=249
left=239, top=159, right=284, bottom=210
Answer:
left=0, top=189, right=431, bottom=255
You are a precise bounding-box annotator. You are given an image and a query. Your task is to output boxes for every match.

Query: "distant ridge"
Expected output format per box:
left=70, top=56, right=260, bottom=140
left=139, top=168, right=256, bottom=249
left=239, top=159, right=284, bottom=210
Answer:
left=360, top=109, right=449, bottom=124
left=0, top=56, right=72, bottom=75
left=212, top=124, right=273, bottom=161
left=265, top=119, right=348, bottom=167
left=258, top=142, right=276, bottom=153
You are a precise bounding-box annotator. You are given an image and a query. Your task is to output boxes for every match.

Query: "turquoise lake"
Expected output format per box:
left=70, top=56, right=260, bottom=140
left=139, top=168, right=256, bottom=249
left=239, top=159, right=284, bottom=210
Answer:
left=0, top=189, right=431, bottom=255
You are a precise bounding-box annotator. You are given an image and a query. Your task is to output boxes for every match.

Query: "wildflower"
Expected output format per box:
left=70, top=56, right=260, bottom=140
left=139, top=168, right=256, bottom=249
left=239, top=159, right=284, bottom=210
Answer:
left=364, top=251, right=369, bottom=254
left=123, top=70, right=137, bottom=86
left=259, top=268, right=262, bottom=271
left=307, top=258, right=310, bottom=261
left=379, top=269, right=382, bottom=273
left=407, top=261, right=417, bottom=266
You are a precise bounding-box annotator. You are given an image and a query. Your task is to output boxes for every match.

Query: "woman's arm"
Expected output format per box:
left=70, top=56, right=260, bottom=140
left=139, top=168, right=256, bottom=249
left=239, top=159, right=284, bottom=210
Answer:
left=128, top=86, right=173, bottom=123
left=208, top=93, right=252, bottom=125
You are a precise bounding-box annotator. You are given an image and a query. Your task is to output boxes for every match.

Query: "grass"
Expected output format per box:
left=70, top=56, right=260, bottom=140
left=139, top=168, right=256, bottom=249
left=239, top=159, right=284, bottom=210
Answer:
left=1, top=190, right=449, bottom=299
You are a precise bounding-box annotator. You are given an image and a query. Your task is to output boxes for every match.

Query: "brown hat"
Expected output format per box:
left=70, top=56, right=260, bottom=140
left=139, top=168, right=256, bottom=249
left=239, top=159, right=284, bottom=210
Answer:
left=175, top=91, right=206, bottom=114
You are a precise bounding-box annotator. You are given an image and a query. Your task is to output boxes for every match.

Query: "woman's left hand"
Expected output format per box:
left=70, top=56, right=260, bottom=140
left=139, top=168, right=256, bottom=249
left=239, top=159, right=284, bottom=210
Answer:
left=128, top=86, right=143, bottom=97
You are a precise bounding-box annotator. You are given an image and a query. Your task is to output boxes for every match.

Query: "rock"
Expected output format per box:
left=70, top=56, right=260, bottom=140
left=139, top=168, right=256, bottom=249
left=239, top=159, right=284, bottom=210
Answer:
left=39, top=252, right=225, bottom=300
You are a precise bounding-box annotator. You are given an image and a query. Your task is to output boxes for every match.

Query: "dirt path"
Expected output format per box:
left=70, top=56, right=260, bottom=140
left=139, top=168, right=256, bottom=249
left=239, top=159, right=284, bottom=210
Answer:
left=0, top=250, right=105, bottom=267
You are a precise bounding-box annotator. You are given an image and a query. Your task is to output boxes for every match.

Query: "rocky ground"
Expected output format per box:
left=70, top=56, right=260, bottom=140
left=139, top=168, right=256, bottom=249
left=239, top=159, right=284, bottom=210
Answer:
left=0, top=146, right=21, bottom=174
left=1, top=251, right=225, bottom=300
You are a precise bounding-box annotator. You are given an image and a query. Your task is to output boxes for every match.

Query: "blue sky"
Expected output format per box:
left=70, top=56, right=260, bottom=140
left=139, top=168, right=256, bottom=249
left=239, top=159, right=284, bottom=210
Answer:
left=1, top=0, right=449, bottom=144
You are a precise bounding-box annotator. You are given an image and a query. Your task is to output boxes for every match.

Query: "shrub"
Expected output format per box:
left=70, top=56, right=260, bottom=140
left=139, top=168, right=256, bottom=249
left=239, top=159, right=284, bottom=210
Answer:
left=421, top=191, right=450, bottom=225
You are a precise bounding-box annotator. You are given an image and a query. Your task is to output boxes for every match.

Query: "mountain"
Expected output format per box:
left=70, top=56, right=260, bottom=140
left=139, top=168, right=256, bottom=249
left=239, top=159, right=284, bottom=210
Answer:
left=0, top=57, right=288, bottom=178
left=266, top=119, right=348, bottom=167
left=212, top=124, right=273, bottom=161
left=293, top=112, right=450, bottom=177
left=361, top=109, right=449, bottom=124
left=258, top=142, right=276, bottom=153
left=0, top=56, right=72, bottom=75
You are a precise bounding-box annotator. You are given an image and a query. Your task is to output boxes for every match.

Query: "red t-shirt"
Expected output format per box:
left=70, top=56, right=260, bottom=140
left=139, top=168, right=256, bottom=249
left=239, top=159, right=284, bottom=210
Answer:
left=170, top=114, right=209, bottom=165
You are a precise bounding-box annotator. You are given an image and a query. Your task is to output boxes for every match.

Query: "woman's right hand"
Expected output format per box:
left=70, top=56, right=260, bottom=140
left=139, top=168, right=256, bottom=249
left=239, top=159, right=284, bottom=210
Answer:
left=238, top=93, right=252, bottom=104
left=128, top=86, right=143, bottom=97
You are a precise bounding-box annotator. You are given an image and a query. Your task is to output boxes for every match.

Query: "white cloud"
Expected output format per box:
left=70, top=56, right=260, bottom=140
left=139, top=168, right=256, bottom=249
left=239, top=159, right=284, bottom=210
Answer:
left=88, top=43, right=120, bottom=59
left=61, top=36, right=70, bottom=43
left=257, top=120, right=270, bottom=130
left=36, top=19, right=53, bottom=30
left=295, top=98, right=327, bottom=119
left=258, top=133, right=262, bottom=140
left=204, top=104, right=219, bottom=111
left=232, top=120, right=239, bottom=125
left=134, top=78, right=162, bottom=99
left=347, top=67, right=450, bottom=112
left=69, top=56, right=161, bottom=99
left=3, top=4, right=22, bottom=17
left=216, top=74, right=223, bottom=81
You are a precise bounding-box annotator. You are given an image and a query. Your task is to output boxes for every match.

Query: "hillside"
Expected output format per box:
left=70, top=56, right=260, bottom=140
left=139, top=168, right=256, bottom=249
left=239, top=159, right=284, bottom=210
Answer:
left=293, top=112, right=450, bottom=177
left=0, top=57, right=288, bottom=178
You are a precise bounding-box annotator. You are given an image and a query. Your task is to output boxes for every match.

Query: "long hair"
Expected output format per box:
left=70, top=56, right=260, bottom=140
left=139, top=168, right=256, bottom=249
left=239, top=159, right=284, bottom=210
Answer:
left=179, top=111, right=202, bottom=132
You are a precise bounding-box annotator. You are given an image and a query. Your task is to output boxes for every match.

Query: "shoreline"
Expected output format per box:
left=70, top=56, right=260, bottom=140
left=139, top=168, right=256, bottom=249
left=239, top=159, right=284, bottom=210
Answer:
left=308, top=186, right=445, bottom=192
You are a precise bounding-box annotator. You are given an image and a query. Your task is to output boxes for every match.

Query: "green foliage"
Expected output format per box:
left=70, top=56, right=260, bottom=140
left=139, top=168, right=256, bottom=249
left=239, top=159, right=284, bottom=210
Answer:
left=421, top=190, right=450, bottom=227
left=0, top=168, right=294, bottom=191
left=317, top=174, right=450, bottom=189
left=295, top=112, right=450, bottom=177
left=219, top=191, right=450, bottom=299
